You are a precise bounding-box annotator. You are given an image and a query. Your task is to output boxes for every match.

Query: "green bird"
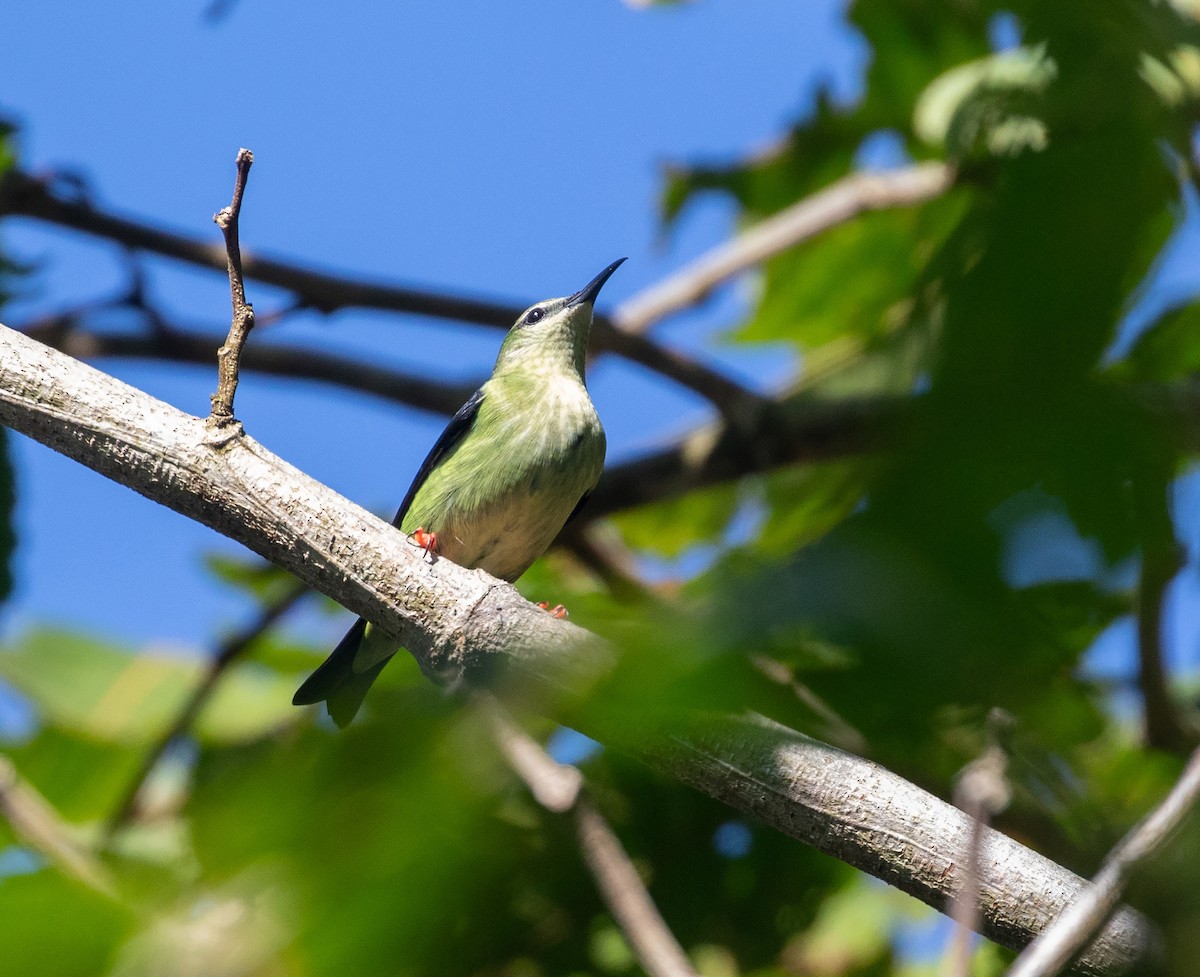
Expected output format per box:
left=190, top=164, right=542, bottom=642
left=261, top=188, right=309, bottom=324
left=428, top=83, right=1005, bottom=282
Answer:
left=294, top=258, right=624, bottom=727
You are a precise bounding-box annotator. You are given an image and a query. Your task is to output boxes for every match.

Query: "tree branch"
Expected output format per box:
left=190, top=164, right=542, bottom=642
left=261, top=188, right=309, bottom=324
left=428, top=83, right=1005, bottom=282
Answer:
left=1006, top=746, right=1200, bottom=977
left=480, top=694, right=700, bottom=977
left=947, top=714, right=1012, bottom=977
left=612, top=162, right=955, bottom=335
left=209, top=148, right=256, bottom=426
left=0, top=168, right=754, bottom=412
left=21, top=308, right=481, bottom=417
left=582, top=391, right=898, bottom=519
left=0, top=754, right=115, bottom=896
left=0, top=321, right=1156, bottom=973
left=104, top=579, right=308, bottom=840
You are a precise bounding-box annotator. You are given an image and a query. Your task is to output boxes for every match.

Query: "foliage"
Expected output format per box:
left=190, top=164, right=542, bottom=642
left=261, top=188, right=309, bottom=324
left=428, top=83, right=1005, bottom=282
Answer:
left=4, top=2, right=1200, bottom=976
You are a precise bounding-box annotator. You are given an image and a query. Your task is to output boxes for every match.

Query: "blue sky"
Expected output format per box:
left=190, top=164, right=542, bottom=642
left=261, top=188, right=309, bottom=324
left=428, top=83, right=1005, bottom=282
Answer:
left=1, top=1, right=1198, bottom=694
left=0, top=0, right=862, bottom=651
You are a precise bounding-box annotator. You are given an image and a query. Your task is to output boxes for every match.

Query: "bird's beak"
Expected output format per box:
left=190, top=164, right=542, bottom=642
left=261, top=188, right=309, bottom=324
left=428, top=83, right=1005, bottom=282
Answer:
left=566, top=257, right=627, bottom=308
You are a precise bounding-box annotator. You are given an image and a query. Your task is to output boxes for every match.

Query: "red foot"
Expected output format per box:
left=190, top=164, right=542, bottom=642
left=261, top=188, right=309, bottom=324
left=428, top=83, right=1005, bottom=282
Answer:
left=537, top=601, right=569, bottom=619
left=408, top=527, right=439, bottom=563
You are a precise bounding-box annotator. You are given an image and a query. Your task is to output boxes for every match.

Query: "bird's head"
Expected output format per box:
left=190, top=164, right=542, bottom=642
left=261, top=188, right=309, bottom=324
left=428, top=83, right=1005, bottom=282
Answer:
left=493, top=258, right=626, bottom=379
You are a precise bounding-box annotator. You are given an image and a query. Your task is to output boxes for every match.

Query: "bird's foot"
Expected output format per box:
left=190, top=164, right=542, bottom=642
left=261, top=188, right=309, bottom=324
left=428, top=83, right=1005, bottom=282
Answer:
left=407, top=527, right=439, bottom=564
left=537, top=601, right=569, bottom=619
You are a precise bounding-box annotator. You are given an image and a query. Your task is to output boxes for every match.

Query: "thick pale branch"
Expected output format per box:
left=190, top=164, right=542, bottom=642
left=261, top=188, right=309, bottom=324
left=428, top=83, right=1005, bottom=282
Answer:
left=0, top=322, right=1155, bottom=973
left=634, top=715, right=1153, bottom=977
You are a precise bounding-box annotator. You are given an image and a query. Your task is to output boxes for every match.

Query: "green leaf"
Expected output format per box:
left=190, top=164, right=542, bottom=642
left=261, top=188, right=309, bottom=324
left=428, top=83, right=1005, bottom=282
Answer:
left=611, top=481, right=740, bottom=559
left=914, top=47, right=1055, bottom=159
left=1124, top=301, right=1200, bottom=380
left=0, top=629, right=300, bottom=745
left=0, top=871, right=133, bottom=977
left=203, top=552, right=301, bottom=604
left=734, top=192, right=967, bottom=354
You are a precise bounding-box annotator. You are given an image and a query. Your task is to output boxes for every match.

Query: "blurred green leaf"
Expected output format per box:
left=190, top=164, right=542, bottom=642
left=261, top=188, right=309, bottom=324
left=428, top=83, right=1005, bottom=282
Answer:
left=203, top=552, right=301, bottom=604
left=611, top=481, right=740, bottom=559
left=914, top=46, right=1055, bottom=159
left=1124, top=300, right=1200, bottom=380
left=736, top=193, right=966, bottom=356
left=0, top=629, right=299, bottom=745
left=0, top=871, right=133, bottom=977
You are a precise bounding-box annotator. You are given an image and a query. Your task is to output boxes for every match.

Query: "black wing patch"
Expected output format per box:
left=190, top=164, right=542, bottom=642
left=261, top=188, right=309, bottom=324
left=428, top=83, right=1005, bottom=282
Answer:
left=391, top=387, right=485, bottom=528
left=565, top=489, right=593, bottom=527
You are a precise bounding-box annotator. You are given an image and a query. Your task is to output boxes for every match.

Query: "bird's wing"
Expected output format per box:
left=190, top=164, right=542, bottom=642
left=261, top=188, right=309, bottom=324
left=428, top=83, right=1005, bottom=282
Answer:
left=565, top=489, right=593, bottom=526
left=391, top=386, right=486, bottom=528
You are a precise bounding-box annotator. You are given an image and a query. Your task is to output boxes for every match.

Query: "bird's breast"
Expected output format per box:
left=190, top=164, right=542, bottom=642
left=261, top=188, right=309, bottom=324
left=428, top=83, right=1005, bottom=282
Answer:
left=408, top=374, right=605, bottom=581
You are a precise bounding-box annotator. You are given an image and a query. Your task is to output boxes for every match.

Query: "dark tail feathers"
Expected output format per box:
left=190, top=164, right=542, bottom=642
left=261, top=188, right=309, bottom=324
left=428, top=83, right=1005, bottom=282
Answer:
left=293, top=619, right=388, bottom=728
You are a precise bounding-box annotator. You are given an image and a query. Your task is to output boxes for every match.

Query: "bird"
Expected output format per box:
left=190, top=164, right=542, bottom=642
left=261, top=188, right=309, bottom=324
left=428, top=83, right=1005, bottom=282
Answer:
left=293, top=258, right=625, bottom=727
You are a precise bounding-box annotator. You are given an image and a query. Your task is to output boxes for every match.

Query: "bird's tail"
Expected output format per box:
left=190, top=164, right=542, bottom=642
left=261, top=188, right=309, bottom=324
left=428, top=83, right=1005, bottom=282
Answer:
left=293, top=619, right=394, bottom=728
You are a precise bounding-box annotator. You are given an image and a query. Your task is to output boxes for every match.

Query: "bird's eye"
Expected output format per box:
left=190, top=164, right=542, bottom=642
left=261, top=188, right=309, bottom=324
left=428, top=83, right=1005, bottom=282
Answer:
left=525, top=307, right=545, bottom=324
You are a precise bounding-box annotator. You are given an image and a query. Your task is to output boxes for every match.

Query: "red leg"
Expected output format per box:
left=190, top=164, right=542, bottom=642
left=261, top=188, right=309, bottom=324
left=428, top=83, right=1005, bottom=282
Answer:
left=407, top=527, right=439, bottom=563
left=537, top=601, right=568, bottom=619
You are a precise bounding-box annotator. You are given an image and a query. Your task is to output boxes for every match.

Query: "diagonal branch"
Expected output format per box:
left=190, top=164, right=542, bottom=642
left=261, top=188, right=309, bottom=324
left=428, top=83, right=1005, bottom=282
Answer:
left=0, top=319, right=1156, bottom=974
left=1006, top=745, right=1200, bottom=977
left=612, top=162, right=955, bottom=335
left=479, top=694, right=700, bottom=977
left=104, top=579, right=309, bottom=841
left=0, top=754, right=115, bottom=896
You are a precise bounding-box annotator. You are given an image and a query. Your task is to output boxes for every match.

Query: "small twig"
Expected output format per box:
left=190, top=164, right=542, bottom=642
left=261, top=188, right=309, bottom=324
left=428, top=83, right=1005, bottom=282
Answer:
left=1006, top=745, right=1200, bottom=977
left=574, top=797, right=701, bottom=977
left=612, top=162, right=955, bottom=335
left=480, top=693, right=583, bottom=813
left=105, top=579, right=307, bottom=841
left=0, top=167, right=752, bottom=411
left=749, top=655, right=867, bottom=755
left=208, top=148, right=255, bottom=426
left=21, top=304, right=481, bottom=418
left=0, top=754, right=115, bottom=896
left=946, top=712, right=1013, bottom=977
left=478, top=694, right=700, bottom=977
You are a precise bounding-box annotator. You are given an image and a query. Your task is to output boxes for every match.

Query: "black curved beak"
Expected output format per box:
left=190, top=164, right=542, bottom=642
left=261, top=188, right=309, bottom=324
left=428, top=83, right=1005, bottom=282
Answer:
left=566, top=257, right=627, bottom=308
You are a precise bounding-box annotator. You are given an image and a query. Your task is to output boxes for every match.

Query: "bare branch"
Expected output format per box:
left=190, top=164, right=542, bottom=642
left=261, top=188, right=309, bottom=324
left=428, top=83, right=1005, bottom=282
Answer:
left=581, top=391, right=898, bottom=520
left=480, top=695, right=699, bottom=977
left=947, top=713, right=1013, bottom=977
left=479, top=693, right=583, bottom=813
left=0, top=321, right=1157, bottom=972
left=640, top=715, right=1153, bottom=977
left=1006, top=745, right=1200, bottom=977
left=575, top=798, right=700, bottom=977
left=0, top=754, right=115, bottom=896
left=209, top=148, right=256, bottom=425
left=0, top=168, right=754, bottom=411
left=105, top=580, right=308, bottom=841
left=613, top=162, right=955, bottom=335
left=22, top=309, right=481, bottom=416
